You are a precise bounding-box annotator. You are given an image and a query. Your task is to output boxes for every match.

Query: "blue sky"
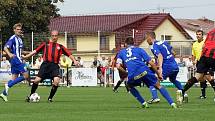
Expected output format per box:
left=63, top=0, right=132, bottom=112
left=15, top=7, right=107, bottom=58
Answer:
left=55, top=0, right=215, bottom=20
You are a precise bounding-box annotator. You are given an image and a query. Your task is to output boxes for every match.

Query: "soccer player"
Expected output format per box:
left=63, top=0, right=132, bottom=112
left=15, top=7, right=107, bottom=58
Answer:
left=22, top=30, right=78, bottom=102
left=192, top=30, right=214, bottom=99
left=116, top=37, right=177, bottom=108
left=112, top=53, right=129, bottom=92
left=182, top=28, right=215, bottom=102
left=0, top=23, right=30, bottom=102
left=145, top=32, right=183, bottom=104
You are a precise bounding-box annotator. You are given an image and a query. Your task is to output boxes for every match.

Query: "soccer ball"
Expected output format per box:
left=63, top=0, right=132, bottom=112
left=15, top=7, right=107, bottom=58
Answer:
left=29, top=93, right=40, bottom=102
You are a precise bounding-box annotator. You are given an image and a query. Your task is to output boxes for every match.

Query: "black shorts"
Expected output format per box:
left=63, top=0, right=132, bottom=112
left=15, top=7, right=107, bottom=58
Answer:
left=196, top=56, right=215, bottom=74
left=37, top=62, right=60, bottom=80
left=118, top=70, right=128, bottom=79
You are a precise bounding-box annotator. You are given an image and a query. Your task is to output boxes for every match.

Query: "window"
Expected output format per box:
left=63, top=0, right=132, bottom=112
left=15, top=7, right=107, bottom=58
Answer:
left=67, top=36, right=77, bottom=50
left=161, top=35, right=172, bottom=40
left=100, top=35, right=109, bottom=50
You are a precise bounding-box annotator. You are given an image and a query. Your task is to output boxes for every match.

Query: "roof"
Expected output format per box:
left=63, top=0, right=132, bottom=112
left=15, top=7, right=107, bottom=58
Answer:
left=49, top=13, right=191, bottom=39
left=49, top=14, right=147, bottom=33
left=176, top=18, right=215, bottom=34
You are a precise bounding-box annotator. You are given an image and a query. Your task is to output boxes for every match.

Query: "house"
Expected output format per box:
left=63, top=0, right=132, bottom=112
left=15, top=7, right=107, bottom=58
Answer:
left=48, top=13, right=192, bottom=61
left=177, top=17, right=215, bottom=40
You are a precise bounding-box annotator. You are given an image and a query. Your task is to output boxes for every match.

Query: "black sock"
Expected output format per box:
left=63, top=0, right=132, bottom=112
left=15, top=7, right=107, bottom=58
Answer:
left=182, top=77, right=198, bottom=95
left=114, top=80, right=123, bottom=90
left=209, top=79, right=215, bottom=92
left=30, top=83, right=38, bottom=95
left=200, top=81, right=207, bottom=97
left=124, top=81, right=129, bottom=92
left=48, top=85, right=58, bottom=99
left=201, top=88, right=206, bottom=97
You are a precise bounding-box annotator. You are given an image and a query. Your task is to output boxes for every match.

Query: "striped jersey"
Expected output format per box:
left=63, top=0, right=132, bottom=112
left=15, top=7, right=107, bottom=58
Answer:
left=202, top=29, right=215, bottom=59
left=35, top=41, right=71, bottom=64
left=5, top=35, right=24, bottom=63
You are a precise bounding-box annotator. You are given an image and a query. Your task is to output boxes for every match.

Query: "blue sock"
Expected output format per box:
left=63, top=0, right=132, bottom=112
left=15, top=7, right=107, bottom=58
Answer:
left=130, top=87, right=145, bottom=104
left=159, top=86, right=174, bottom=105
left=149, top=86, right=158, bottom=99
left=171, top=80, right=183, bottom=90
left=8, top=76, right=25, bottom=87
left=2, top=76, right=25, bottom=96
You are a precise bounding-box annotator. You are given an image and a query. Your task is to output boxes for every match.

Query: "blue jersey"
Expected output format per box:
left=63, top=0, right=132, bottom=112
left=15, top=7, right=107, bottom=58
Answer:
left=151, top=40, right=179, bottom=79
left=5, top=35, right=24, bottom=64
left=117, top=46, right=151, bottom=79
left=151, top=40, right=176, bottom=63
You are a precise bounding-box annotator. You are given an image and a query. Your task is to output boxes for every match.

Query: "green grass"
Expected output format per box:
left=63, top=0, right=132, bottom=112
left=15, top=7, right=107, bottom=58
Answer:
left=0, top=85, right=215, bottom=121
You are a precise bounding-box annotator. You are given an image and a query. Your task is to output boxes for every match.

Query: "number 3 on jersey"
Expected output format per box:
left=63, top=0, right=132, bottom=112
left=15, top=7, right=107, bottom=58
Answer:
left=126, top=48, right=132, bottom=57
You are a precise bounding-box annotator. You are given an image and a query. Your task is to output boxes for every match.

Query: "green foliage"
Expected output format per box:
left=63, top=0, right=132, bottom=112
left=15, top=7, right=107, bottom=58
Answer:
left=0, top=0, right=60, bottom=43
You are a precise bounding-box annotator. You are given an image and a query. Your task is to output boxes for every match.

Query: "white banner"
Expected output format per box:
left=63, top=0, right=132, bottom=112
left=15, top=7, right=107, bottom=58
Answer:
left=71, top=68, right=97, bottom=86
left=0, top=68, right=11, bottom=83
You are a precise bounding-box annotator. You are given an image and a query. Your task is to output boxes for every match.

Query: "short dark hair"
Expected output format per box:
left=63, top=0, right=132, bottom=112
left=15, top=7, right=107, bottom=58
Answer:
left=196, top=30, right=203, bottom=35
left=145, top=31, right=156, bottom=39
left=125, top=37, right=134, bottom=45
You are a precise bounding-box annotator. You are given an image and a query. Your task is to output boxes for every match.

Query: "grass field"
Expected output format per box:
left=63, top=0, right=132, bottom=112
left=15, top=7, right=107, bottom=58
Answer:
left=0, top=85, right=215, bottom=121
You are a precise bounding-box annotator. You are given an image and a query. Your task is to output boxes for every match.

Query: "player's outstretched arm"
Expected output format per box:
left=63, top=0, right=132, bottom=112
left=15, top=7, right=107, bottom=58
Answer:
left=22, top=50, right=37, bottom=59
left=69, top=55, right=79, bottom=66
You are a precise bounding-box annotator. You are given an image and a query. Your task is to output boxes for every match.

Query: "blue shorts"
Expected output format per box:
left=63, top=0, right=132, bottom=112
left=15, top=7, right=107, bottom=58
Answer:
left=162, top=63, right=179, bottom=81
left=127, top=68, right=157, bottom=87
left=10, top=56, right=27, bottom=74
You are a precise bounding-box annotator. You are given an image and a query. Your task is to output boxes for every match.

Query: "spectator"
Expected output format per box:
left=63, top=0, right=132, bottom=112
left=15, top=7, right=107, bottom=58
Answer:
left=91, top=56, right=103, bottom=86
left=77, top=56, right=84, bottom=67
left=185, top=56, right=195, bottom=79
left=177, top=56, right=186, bottom=67
left=1, top=56, right=10, bottom=69
left=35, top=55, right=43, bottom=68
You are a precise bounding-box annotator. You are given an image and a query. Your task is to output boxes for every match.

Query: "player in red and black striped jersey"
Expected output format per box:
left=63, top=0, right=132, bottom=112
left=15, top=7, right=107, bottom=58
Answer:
left=112, top=50, right=129, bottom=92
left=182, top=29, right=215, bottom=102
left=23, top=30, right=78, bottom=102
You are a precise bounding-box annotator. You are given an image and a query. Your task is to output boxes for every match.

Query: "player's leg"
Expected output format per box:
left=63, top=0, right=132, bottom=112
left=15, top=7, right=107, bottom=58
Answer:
left=48, top=77, right=60, bottom=102
left=113, top=79, right=123, bottom=92
left=1, top=64, right=27, bottom=99
left=182, top=73, right=202, bottom=95
left=113, top=71, right=127, bottom=92
left=25, top=76, right=42, bottom=102
left=127, top=79, right=148, bottom=108
left=147, top=86, right=160, bottom=104
left=154, top=82, right=176, bottom=108
left=143, top=72, right=176, bottom=108
left=169, top=70, right=183, bottom=91
left=48, top=63, right=61, bottom=102
left=199, top=79, right=207, bottom=99
left=0, top=74, right=18, bottom=101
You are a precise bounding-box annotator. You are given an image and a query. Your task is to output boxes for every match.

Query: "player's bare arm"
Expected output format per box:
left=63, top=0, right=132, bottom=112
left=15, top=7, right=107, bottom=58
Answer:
left=148, top=59, right=163, bottom=80
left=4, top=46, right=14, bottom=59
left=157, top=53, right=163, bottom=76
left=69, top=55, right=79, bottom=66
left=22, top=50, right=37, bottom=59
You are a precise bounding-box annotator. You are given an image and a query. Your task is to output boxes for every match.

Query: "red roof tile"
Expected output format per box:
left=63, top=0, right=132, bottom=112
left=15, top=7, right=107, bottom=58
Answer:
left=49, top=13, right=191, bottom=39
left=176, top=18, right=215, bottom=34
left=49, top=14, right=147, bottom=33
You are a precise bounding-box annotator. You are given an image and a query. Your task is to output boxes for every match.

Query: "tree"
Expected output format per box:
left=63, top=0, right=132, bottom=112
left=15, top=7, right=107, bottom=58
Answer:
left=0, top=0, right=60, bottom=43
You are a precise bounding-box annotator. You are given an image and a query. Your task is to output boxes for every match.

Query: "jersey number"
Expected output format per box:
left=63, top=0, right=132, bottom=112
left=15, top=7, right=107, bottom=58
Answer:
left=162, top=44, right=171, bottom=55
left=126, top=48, right=132, bottom=57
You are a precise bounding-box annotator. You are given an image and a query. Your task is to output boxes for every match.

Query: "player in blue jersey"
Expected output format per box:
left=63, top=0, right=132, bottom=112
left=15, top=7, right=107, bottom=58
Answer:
left=0, top=23, right=29, bottom=102
left=116, top=37, right=177, bottom=108
left=145, top=31, right=183, bottom=104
